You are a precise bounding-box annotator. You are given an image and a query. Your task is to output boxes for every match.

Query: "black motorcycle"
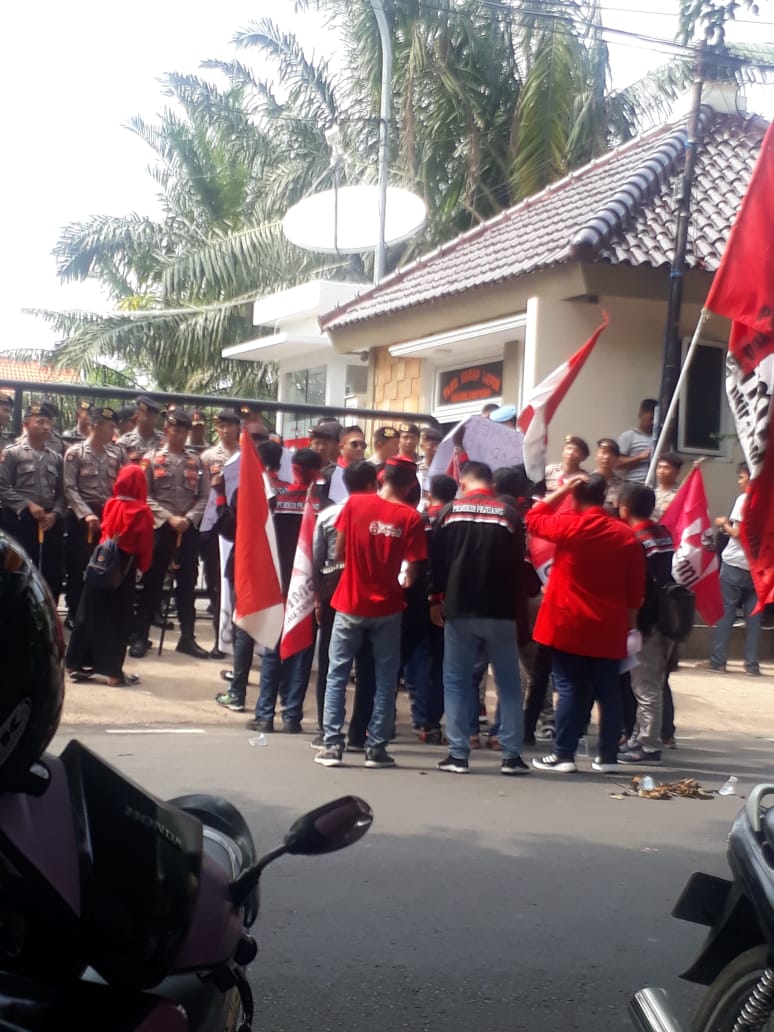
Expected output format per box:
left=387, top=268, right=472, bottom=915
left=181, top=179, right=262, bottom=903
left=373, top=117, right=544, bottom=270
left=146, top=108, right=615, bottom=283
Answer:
left=631, top=783, right=774, bottom=1032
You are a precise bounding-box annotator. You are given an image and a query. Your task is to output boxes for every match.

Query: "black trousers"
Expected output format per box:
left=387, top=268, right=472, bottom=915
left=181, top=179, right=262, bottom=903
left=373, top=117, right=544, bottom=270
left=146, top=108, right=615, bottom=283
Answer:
left=65, top=506, right=103, bottom=619
left=2, top=509, right=64, bottom=600
left=137, top=524, right=199, bottom=639
left=523, top=642, right=553, bottom=738
left=199, top=531, right=221, bottom=635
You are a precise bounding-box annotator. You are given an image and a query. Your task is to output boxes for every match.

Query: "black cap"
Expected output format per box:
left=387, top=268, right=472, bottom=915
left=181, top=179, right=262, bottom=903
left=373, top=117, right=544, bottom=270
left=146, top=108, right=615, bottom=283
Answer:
left=89, top=404, right=119, bottom=424
left=115, top=405, right=136, bottom=423
left=309, top=422, right=341, bottom=441
left=564, top=434, right=590, bottom=460
left=374, top=426, right=398, bottom=443
left=398, top=423, right=420, bottom=436
left=166, top=410, right=192, bottom=430
left=40, top=401, right=59, bottom=419
left=421, top=427, right=443, bottom=443
left=135, top=396, right=161, bottom=415
left=24, top=402, right=48, bottom=419
left=216, top=408, right=241, bottom=425
left=596, top=437, right=620, bottom=457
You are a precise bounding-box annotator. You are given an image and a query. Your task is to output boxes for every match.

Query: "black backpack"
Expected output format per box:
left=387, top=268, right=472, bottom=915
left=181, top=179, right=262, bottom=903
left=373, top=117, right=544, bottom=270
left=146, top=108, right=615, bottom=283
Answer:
left=656, top=581, right=695, bottom=642
left=85, top=537, right=127, bottom=591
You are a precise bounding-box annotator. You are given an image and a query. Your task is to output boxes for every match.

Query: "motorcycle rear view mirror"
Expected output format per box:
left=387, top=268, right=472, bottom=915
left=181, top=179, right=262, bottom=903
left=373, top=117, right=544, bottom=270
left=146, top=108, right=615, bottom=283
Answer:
left=284, top=795, right=373, bottom=856
left=230, top=796, right=372, bottom=908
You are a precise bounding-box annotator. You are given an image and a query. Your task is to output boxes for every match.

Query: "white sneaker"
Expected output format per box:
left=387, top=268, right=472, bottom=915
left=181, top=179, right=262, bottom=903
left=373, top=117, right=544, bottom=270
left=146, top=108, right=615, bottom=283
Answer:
left=532, top=753, right=578, bottom=774
left=592, top=757, right=619, bottom=773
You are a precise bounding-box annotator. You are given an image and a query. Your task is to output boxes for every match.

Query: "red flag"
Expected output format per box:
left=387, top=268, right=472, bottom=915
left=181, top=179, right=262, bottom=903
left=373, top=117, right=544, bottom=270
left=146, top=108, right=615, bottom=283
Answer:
left=279, top=484, right=316, bottom=660
left=527, top=494, right=573, bottom=584
left=705, top=122, right=774, bottom=374
left=234, top=429, right=285, bottom=648
left=517, top=314, right=608, bottom=483
left=659, top=467, right=723, bottom=625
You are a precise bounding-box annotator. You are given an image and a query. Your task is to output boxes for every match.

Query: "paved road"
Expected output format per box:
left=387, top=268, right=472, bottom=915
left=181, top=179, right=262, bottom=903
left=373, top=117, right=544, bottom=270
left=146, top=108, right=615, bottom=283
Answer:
left=55, top=718, right=772, bottom=1032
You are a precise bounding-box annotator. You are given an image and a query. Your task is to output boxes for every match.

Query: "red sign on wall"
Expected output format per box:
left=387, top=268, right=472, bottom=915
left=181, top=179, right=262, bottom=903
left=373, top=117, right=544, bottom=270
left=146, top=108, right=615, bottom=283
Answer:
left=438, top=361, right=503, bottom=406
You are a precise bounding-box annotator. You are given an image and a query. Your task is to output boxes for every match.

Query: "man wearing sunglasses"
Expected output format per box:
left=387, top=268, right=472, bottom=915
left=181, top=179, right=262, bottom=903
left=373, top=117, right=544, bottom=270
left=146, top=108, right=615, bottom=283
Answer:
left=338, top=425, right=367, bottom=466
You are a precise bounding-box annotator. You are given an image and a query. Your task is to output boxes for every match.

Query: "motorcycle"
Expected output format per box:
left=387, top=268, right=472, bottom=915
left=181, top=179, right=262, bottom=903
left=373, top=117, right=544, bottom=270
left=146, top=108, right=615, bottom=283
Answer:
left=630, top=783, right=774, bottom=1032
left=0, top=738, right=373, bottom=1031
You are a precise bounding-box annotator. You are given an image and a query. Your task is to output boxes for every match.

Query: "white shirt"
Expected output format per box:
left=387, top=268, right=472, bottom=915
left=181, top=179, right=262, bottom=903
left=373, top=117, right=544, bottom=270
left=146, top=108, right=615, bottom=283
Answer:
left=721, top=494, right=749, bottom=571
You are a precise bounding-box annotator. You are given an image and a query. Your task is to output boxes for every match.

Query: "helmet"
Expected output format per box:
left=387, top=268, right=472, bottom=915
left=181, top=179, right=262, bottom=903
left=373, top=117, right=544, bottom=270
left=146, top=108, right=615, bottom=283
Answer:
left=0, top=533, right=64, bottom=789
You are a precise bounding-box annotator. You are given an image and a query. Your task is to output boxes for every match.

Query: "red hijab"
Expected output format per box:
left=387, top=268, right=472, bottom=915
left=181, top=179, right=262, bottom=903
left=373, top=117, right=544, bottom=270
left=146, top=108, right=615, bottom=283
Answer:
left=101, top=465, right=155, bottom=572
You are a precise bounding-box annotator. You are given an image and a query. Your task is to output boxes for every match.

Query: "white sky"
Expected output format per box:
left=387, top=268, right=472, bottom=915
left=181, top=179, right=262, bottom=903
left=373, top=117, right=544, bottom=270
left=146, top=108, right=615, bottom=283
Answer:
left=2, top=0, right=771, bottom=354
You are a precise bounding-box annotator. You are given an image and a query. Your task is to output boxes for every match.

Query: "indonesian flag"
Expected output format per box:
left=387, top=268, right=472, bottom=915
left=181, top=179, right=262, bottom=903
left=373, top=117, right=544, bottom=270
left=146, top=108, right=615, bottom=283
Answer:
left=705, top=121, right=774, bottom=610
left=528, top=494, right=572, bottom=584
left=517, top=314, right=608, bottom=484
left=660, top=467, right=723, bottom=625
left=279, top=484, right=316, bottom=660
left=234, top=429, right=285, bottom=648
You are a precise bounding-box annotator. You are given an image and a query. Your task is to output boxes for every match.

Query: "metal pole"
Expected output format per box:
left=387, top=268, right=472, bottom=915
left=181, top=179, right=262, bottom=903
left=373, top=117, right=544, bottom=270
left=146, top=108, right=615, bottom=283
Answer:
left=654, top=56, right=705, bottom=447
left=370, top=0, right=392, bottom=284
left=646, top=308, right=709, bottom=485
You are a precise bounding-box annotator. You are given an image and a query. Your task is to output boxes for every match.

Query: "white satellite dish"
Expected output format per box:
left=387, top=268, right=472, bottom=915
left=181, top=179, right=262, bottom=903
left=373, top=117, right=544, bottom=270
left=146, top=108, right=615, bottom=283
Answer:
left=282, top=184, right=426, bottom=254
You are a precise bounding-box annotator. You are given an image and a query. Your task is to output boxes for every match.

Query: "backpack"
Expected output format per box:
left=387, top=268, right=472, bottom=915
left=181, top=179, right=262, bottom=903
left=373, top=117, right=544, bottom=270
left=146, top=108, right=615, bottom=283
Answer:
left=656, top=581, right=695, bottom=642
left=85, top=537, right=127, bottom=591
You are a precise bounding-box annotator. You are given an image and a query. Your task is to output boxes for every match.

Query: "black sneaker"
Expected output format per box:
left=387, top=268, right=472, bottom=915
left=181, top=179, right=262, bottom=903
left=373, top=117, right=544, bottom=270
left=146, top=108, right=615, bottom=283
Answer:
left=437, top=753, right=469, bottom=774
left=532, top=753, right=577, bottom=773
left=282, top=719, right=303, bottom=734
left=310, top=732, right=324, bottom=749
left=314, top=745, right=343, bottom=767
left=364, top=745, right=396, bottom=769
left=215, top=692, right=245, bottom=713
left=128, top=639, right=148, bottom=659
left=501, top=756, right=530, bottom=776
left=246, top=718, right=273, bottom=733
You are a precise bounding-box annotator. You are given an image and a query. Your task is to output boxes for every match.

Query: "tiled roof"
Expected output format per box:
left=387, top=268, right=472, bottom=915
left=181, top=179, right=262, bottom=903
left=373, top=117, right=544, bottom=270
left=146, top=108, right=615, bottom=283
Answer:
left=321, top=109, right=768, bottom=331
left=0, top=358, right=81, bottom=387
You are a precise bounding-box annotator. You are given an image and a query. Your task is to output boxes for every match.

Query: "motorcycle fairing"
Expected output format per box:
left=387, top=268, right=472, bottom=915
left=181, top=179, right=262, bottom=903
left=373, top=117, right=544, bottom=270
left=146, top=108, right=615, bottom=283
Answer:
left=61, top=741, right=203, bottom=989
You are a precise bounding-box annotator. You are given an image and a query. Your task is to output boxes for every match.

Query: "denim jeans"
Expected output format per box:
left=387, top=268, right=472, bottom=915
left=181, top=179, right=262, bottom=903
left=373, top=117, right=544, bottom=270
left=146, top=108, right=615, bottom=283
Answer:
left=229, top=626, right=255, bottom=705
left=406, top=626, right=445, bottom=730
left=255, top=638, right=316, bottom=724
left=323, top=611, right=402, bottom=749
left=443, top=618, right=523, bottom=760
left=711, top=562, right=762, bottom=671
left=551, top=649, right=622, bottom=763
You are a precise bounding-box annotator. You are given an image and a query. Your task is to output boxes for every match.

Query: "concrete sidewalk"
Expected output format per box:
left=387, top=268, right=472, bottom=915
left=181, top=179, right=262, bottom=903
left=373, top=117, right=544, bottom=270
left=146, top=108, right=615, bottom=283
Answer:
left=60, top=621, right=774, bottom=742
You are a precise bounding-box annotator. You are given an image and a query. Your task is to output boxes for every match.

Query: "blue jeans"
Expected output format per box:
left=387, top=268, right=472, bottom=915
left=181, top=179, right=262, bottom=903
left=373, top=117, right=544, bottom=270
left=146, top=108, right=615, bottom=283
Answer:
left=711, top=562, right=762, bottom=671
left=550, top=650, right=622, bottom=763
left=323, top=611, right=402, bottom=749
left=443, top=618, right=523, bottom=760
left=255, top=639, right=315, bottom=724
left=406, top=626, right=445, bottom=730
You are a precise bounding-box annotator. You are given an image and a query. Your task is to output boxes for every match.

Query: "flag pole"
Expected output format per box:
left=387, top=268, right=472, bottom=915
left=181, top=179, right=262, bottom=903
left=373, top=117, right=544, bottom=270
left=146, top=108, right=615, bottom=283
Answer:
left=647, top=307, right=709, bottom=486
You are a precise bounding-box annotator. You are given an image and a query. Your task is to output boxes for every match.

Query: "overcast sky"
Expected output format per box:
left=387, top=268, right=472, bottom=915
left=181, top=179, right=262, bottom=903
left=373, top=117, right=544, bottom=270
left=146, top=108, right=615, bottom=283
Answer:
left=2, top=0, right=771, bottom=354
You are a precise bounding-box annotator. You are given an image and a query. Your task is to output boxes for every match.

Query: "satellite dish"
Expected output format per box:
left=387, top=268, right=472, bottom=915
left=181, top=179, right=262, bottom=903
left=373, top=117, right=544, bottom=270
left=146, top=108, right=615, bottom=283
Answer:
left=282, top=185, right=426, bottom=254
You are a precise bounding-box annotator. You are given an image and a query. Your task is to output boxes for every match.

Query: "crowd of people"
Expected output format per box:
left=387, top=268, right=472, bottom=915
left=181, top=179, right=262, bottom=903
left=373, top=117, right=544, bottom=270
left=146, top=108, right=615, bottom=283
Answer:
left=0, top=390, right=764, bottom=775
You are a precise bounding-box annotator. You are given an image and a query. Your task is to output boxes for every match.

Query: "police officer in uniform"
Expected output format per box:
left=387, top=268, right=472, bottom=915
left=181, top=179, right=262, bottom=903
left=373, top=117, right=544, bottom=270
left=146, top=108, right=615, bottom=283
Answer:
left=63, top=405, right=122, bottom=625
left=200, top=409, right=241, bottom=659
left=0, top=402, right=66, bottom=597
left=368, top=425, right=399, bottom=474
left=188, top=411, right=209, bottom=454
left=117, top=396, right=165, bottom=464
left=62, top=400, right=92, bottom=448
left=129, top=410, right=210, bottom=659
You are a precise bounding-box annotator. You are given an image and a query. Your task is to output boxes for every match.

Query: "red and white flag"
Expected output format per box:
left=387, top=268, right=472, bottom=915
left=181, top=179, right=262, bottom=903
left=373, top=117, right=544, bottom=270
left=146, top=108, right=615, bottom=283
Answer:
left=234, top=429, right=285, bottom=648
left=279, top=484, right=316, bottom=660
left=705, top=121, right=774, bottom=610
left=660, top=467, right=723, bottom=625
left=517, top=313, right=608, bottom=484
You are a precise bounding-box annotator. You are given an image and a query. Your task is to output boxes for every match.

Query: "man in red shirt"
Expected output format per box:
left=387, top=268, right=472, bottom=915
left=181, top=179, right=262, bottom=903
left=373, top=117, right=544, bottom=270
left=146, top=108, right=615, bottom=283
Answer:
left=525, top=473, right=644, bottom=774
left=315, top=456, right=427, bottom=769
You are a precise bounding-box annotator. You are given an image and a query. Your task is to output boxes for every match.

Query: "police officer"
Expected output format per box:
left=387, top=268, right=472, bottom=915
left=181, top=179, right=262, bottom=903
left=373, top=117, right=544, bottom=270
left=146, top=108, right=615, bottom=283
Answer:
left=0, top=394, right=14, bottom=452
left=63, top=405, right=122, bottom=625
left=62, top=400, right=92, bottom=448
left=38, top=401, right=66, bottom=456
left=188, top=411, right=209, bottom=454
left=369, top=425, right=399, bottom=474
left=199, top=409, right=241, bottom=659
left=115, top=406, right=137, bottom=438
left=129, top=410, right=210, bottom=659
left=0, top=402, right=66, bottom=598
left=117, top=396, right=165, bottom=464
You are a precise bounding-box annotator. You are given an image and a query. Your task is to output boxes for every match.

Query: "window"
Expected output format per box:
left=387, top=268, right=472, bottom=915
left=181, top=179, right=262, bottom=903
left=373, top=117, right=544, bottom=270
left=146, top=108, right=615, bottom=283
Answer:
left=677, top=340, right=730, bottom=457
left=284, top=366, right=326, bottom=440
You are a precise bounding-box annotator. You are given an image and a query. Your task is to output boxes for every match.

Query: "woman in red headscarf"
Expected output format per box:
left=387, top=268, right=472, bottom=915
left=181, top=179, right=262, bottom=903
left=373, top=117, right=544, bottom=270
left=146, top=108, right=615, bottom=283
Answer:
left=66, top=465, right=154, bottom=686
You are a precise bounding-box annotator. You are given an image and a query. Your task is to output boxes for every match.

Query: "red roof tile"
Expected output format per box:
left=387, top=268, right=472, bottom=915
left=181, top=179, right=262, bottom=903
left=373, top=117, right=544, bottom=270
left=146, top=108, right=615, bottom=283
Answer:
left=0, top=358, right=81, bottom=388
left=321, top=110, right=768, bottom=332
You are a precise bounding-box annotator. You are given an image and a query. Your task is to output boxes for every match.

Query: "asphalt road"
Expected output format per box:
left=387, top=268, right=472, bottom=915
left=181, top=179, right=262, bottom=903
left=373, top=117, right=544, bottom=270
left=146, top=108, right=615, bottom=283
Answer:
left=54, top=720, right=773, bottom=1032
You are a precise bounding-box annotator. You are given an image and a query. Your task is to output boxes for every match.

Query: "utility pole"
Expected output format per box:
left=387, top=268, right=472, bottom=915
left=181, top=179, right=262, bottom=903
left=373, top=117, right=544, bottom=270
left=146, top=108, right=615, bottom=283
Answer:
left=370, top=0, right=392, bottom=284
left=654, top=49, right=705, bottom=449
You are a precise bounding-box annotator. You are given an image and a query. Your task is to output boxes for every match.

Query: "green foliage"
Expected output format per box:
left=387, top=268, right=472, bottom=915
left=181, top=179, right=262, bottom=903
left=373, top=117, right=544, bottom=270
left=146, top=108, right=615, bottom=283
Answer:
left=678, top=0, right=768, bottom=45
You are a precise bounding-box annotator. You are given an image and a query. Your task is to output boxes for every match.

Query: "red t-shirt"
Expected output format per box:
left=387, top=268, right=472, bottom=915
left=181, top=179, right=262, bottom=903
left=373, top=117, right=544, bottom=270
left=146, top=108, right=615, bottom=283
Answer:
left=331, top=493, right=427, bottom=617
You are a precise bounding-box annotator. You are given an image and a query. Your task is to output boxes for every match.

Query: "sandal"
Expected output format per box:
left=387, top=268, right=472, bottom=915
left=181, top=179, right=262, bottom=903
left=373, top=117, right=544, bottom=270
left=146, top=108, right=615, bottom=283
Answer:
left=108, top=673, right=141, bottom=687
left=68, top=668, right=95, bottom=683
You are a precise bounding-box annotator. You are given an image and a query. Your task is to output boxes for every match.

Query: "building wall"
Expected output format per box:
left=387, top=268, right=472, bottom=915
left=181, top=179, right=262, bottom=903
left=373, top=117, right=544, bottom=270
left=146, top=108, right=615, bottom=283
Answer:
left=372, top=350, right=422, bottom=414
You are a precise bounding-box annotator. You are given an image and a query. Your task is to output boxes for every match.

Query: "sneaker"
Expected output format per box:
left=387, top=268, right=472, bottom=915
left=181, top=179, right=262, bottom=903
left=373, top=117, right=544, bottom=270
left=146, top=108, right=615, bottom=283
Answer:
left=532, top=753, right=577, bottom=773
left=437, top=753, right=469, bottom=774
left=617, top=745, right=662, bottom=765
left=282, top=719, right=303, bottom=734
left=535, top=726, right=555, bottom=742
left=591, top=758, right=619, bottom=773
left=745, top=665, right=762, bottom=677
left=501, top=756, right=530, bottom=776
left=309, top=733, right=324, bottom=748
left=214, top=692, right=245, bottom=713
left=314, top=745, right=343, bottom=767
left=695, top=660, right=726, bottom=673
left=246, top=718, right=273, bottom=733
left=364, top=746, right=396, bottom=769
